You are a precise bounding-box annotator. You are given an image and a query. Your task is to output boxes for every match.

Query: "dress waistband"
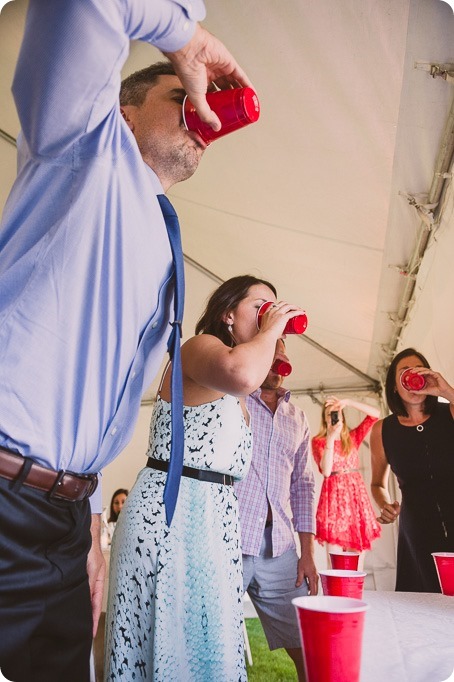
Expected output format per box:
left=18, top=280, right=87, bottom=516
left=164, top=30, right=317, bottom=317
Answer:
left=146, top=457, right=234, bottom=486
left=0, top=447, right=98, bottom=502
left=330, top=468, right=360, bottom=476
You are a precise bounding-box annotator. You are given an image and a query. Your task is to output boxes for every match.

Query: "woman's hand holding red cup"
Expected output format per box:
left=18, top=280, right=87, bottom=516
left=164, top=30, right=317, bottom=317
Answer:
left=257, top=301, right=308, bottom=336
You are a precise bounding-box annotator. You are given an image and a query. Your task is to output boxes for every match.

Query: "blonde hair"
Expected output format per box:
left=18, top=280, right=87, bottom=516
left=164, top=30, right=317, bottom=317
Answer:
left=315, top=406, right=352, bottom=456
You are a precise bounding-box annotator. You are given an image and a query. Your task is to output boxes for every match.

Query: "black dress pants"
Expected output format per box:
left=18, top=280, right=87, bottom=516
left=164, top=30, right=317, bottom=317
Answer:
left=0, top=476, right=92, bottom=682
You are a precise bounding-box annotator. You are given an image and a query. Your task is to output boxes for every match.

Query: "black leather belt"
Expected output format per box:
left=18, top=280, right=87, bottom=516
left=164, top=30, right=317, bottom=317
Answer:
left=147, top=457, right=234, bottom=486
left=0, top=447, right=98, bottom=502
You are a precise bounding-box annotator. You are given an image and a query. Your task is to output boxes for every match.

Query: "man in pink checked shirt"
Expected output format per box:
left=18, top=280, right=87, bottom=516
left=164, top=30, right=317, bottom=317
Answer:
left=236, top=339, right=318, bottom=681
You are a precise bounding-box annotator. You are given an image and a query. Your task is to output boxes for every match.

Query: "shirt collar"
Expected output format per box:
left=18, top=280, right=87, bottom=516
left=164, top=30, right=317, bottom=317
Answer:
left=144, top=163, right=165, bottom=195
left=250, top=386, right=291, bottom=403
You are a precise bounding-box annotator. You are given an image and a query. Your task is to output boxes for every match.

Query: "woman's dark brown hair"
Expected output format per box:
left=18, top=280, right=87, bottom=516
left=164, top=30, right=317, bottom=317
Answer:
left=385, top=347, right=437, bottom=417
left=195, top=275, right=277, bottom=347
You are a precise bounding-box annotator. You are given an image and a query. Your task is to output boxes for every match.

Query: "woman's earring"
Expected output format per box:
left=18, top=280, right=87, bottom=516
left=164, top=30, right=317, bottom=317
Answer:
left=227, top=324, right=233, bottom=333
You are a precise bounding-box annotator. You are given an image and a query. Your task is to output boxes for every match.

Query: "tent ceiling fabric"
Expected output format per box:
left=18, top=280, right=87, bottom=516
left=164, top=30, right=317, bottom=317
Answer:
left=1, top=0, right=453, bottom=404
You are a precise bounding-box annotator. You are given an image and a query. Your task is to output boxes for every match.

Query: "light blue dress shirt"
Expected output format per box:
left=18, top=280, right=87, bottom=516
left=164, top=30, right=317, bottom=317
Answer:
left=0, top=0, right=205, bottom=511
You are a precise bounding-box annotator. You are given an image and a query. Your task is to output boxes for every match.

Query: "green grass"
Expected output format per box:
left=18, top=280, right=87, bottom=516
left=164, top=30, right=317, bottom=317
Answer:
left=245, top=618, right=297, bottom=681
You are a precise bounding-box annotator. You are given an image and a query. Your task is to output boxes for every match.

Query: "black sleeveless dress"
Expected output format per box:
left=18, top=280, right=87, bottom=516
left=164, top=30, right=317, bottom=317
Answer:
left=382, top=403, right=454, bottom=592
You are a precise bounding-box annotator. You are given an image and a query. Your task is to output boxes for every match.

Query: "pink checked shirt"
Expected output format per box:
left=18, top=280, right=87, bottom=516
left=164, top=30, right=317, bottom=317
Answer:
left=235, top=387, right=316, bottom=557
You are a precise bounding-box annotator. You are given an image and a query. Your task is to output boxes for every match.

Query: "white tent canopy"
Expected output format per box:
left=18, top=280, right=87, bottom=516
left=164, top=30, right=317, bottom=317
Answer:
left=1, top=0, right=454, bottom=581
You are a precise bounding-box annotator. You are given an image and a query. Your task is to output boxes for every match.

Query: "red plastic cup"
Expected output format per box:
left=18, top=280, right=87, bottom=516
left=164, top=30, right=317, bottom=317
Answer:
left=400, top=368, right=427, bottom=391
left=292, top=596, right=369, bottom=682
left=257, top=301, right=308, bottom=335
left=432, top=552, right=454, bottom=595
left=182, top=87, right=260, bottom=145
left=329, top=551, right=360, bottom=571
left=271, top=359, right=292, bottom=377
left=320, top=570, right=367, bottom=599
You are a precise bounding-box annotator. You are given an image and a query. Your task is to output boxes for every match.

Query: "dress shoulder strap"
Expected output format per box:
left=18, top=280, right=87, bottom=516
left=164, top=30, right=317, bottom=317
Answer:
left=157, top=360, right=171, bottom=396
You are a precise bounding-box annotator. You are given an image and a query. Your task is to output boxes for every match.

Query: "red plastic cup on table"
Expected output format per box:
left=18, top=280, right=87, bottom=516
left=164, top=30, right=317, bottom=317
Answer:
left=400, top=368, right=427, bottom=391
left=182, top=87, right=260, bottom=145
left=256, top=301, right=308, bottom=335
left=292, top=596, right=369, bottom=682
left=271, top=359, right=292, bottom=377
left=329, top=551, right=360, bottom=571
left=319, top=570, right=367, bottom=600
left=432, top=552, right=454, bottom=595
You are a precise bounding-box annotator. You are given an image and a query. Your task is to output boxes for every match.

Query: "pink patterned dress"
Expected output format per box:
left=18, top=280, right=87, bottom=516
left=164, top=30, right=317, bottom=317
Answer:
left=312, top=415, right=381, bottom=551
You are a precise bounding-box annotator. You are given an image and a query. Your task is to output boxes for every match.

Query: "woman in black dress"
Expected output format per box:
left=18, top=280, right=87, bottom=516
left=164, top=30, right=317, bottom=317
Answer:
left=370, top=348, right=454, bottom=592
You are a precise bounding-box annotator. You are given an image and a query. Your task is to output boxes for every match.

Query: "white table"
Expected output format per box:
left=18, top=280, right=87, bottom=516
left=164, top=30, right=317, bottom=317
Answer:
left=360, top=591, right=454, bottom=682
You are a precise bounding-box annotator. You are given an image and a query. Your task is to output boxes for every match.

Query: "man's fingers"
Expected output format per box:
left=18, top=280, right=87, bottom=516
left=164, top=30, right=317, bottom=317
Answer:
left=186, top=98, right=221, bottom=129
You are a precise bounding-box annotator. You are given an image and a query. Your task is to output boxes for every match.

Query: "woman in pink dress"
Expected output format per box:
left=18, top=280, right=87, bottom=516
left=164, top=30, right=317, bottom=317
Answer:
left=312, top=396, right=381, bottom=552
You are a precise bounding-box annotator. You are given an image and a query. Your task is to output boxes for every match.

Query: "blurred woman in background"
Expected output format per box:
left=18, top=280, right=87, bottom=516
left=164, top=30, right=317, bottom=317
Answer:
left=101, top=488, right=129, bottom=549
left=312, top=396, right=381, bottom=552
left=108, top=488, right=129, bottom=523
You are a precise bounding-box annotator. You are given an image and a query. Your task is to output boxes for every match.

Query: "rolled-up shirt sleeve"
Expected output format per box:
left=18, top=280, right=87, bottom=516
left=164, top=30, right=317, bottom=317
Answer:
left=12, top=0, right=205, bottom=157
left=126, top=0, right=205, bottom=48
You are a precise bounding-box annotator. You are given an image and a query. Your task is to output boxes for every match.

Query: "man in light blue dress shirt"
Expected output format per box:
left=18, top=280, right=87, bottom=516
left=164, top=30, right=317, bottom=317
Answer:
left=0, top=2, right=251, bottom=680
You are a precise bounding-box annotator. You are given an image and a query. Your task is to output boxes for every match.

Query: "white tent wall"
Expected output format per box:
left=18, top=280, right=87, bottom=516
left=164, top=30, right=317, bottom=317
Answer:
left=397, top=177, right=454, bottom=376
left=368, top=0, right=454, bottom=380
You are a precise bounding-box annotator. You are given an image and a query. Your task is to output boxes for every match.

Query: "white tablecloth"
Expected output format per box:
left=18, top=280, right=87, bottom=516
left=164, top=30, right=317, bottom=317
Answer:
left=360, top=591, right=454, bottom=682
left=99, top=560, right=454, bottom=681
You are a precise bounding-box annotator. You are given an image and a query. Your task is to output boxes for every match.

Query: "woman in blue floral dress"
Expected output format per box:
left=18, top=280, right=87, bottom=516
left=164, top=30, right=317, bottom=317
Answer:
left=105, top=275, right=305, bottom=681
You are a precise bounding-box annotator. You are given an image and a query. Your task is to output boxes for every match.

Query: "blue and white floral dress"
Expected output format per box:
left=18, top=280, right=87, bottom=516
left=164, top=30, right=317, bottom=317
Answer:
left=105, top=394, right=252, bottom=681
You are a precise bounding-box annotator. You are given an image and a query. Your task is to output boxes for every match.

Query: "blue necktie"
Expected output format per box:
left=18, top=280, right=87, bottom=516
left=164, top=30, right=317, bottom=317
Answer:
left=157, top=194, right=185, bottom=526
